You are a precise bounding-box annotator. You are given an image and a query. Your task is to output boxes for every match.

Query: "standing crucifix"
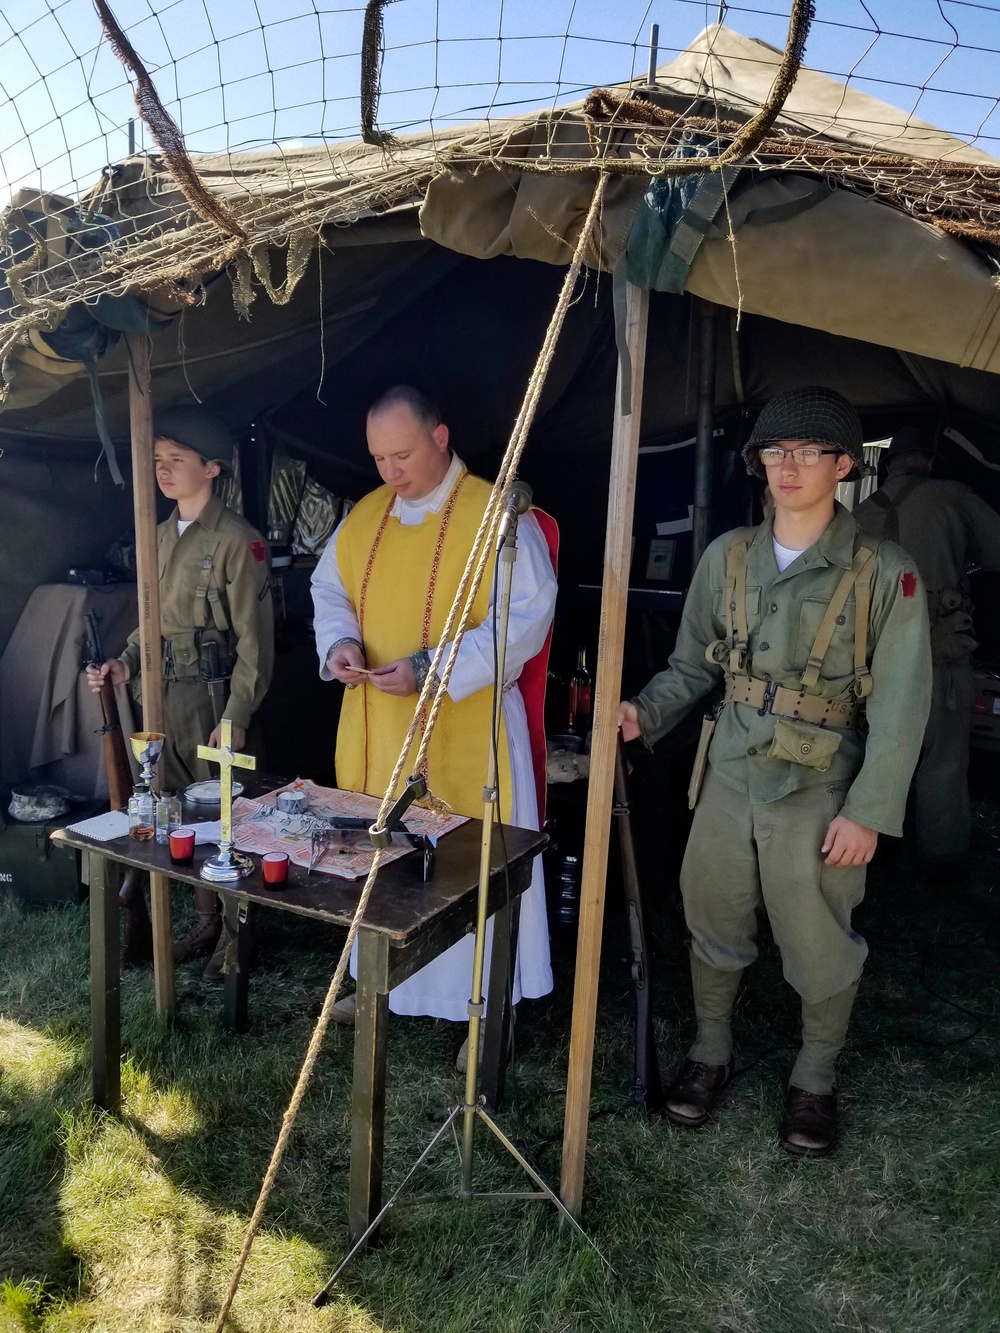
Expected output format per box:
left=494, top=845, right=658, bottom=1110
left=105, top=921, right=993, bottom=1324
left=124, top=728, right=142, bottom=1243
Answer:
left=197, top=718, right=256, bottom=882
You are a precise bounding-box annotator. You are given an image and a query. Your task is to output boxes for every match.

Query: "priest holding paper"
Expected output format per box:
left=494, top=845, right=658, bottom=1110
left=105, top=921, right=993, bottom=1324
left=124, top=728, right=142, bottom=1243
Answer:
left=311, top=386, right=557, bottom=1063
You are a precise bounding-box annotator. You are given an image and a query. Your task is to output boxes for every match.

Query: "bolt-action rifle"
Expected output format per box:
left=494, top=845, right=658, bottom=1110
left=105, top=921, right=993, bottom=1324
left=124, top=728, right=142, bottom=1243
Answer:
left=84, top=611, right=133, bottom=810
left=614, top=734, right=663, bottom=1112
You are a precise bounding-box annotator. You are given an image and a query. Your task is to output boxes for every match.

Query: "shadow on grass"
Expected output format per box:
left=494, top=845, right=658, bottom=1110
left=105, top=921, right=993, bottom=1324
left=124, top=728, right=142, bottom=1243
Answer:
left=3, top=790, right=1000, bottom=1331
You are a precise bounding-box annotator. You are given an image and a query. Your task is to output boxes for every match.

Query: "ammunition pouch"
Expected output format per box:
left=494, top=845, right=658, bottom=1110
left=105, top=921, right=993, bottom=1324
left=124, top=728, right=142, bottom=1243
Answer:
left=768, top=717, right=842, bottom=771
left=928, top=588, right=977, bottom=665
left=162, top=629, right=236, bottom=681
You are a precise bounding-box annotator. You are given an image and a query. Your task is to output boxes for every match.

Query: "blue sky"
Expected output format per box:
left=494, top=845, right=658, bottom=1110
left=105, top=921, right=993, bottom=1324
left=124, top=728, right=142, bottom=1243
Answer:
left=2, top=0, right=1000, bottom=205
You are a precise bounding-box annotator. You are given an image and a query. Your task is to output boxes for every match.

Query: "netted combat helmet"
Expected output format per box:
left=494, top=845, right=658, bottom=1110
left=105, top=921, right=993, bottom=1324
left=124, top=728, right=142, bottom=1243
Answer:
left=742, top=386, right=871, bottom=482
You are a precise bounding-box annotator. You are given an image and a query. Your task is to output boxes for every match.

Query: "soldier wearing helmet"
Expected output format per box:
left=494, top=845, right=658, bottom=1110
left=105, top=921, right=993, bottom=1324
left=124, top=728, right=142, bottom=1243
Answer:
left=619, top=386, right=931, bottom=1156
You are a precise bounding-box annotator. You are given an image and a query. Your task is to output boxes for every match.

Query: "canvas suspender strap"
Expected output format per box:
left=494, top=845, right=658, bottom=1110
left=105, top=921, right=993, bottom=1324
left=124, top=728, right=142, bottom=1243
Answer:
left=192, top=530, right=229, bottom=633
left=714, top=525, right=885, bottom=703
left=866, top=476, right=926, bottom=545
left=851, top=536, right=877, bottom=699
left=717, top=526, right=756, bottom=677
left=798, top=543, right=876, bottom=692
left=713, top=528, right=882, bottom=705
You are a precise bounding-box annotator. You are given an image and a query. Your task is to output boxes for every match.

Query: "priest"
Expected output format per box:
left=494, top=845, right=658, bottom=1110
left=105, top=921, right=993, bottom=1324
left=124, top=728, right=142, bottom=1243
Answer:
left=311, top=386, right=557, bottom=1067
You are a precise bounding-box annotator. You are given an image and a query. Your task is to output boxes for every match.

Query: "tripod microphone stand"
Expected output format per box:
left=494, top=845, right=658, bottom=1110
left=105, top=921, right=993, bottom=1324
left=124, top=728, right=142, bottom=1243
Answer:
left=314, top=488, right=608, bottom=1305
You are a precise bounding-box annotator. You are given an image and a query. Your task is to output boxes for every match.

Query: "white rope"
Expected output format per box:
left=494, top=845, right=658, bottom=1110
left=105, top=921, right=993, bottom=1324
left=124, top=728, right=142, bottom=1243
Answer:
left=213, top=171, right=608, bottom=1332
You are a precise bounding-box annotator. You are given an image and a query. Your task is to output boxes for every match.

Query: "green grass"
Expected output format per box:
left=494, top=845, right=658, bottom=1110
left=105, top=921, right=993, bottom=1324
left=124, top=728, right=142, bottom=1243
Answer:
left=2, top=826, right=1000, bottom=1332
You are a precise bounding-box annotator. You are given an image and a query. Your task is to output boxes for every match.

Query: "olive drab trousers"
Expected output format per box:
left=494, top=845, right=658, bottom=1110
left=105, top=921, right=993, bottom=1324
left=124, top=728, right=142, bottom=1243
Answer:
left=680, top=768, right=868, bottom=1091
left=159, top=677, right=222, bottom=791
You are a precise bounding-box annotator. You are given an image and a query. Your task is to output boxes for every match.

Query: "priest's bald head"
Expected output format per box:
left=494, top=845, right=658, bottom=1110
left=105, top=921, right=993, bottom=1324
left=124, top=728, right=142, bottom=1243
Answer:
left=366, top=385, right=451, bottom=501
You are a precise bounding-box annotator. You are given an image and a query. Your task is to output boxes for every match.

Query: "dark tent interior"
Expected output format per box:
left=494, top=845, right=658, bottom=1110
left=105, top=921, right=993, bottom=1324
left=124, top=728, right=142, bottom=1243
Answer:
left=3, top=225, right=1000, bottom=805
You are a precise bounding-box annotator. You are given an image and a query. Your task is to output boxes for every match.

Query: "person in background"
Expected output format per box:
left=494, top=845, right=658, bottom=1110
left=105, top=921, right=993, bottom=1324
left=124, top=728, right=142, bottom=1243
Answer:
left=86, top=406, right=274, bottom=977
left=854, top=426, right=1000, bottom=883
left=620, top=387, right=931, bottom=1156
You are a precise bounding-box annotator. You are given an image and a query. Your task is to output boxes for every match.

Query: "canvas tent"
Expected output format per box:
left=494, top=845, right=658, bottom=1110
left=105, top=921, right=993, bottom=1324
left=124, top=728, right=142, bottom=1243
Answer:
left=2, top=20, right=999, bottom=1215
left=2, top=23, right=1000, bottom=648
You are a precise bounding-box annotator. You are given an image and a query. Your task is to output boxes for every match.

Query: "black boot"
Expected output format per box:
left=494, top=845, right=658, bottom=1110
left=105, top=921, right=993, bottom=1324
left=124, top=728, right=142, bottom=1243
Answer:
left=120, top=870, right=153, bottom=968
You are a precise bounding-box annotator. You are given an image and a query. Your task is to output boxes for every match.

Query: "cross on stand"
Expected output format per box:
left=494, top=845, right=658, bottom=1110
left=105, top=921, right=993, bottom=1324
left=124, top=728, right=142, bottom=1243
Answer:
left=197, top=718, right=257, bottom=882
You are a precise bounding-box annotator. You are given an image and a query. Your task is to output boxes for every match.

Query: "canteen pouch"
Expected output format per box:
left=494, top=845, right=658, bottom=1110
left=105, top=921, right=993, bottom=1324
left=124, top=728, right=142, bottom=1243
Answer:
left=688, top=710, right=719, bottom=809
left=768, top=718, right=842, bottom=771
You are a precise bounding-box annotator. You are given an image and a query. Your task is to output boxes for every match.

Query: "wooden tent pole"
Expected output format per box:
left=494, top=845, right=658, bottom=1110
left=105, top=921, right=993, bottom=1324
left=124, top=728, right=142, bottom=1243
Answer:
left=691, top=299, right=719, bottom=565
left=560, top=281, right=649, bottom=1219
left=126, top=330, right=175, bottom=1018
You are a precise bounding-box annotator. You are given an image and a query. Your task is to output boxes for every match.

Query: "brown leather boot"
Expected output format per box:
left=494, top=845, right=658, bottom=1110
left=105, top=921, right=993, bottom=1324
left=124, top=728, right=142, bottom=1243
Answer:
left=120, top=871, right=153, bottom=968
left=780, top=1086, right=837, bottom=1158
left=173, top=910, right=221, bottom=963
left=664, top=1055, right=736, bottom=1128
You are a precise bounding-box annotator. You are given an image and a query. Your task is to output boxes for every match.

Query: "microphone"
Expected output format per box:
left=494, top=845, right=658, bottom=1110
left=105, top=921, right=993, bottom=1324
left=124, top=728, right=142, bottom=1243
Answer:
left=496, top=479, right=533, bottom=548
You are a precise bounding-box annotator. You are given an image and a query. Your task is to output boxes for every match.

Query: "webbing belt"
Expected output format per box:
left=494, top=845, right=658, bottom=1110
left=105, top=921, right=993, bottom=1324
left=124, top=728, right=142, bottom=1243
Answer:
left=724, top=676, right=863, bottom=729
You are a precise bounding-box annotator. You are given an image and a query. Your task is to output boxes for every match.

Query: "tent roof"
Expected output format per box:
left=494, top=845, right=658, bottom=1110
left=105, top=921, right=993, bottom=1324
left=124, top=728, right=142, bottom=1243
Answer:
left=655, top=24, right=997, bottom=165
left=1, top=23, right=998, bottom=439
left=127, top=22, right=997, bottom=214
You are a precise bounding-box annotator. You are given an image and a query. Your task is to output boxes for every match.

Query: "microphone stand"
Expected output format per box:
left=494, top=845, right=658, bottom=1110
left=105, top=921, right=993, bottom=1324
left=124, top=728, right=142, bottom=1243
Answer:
left=314, top=498, right=609, bottom=1305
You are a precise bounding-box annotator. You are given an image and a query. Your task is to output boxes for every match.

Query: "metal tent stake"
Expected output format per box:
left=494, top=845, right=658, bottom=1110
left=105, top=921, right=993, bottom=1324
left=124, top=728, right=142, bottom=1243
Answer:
left=314, top=497, right=611, bottom=1306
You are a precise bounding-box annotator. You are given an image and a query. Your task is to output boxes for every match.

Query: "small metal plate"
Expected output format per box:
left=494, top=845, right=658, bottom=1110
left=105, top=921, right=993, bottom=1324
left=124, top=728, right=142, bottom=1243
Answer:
left=185, top=779, right=244, bottom=804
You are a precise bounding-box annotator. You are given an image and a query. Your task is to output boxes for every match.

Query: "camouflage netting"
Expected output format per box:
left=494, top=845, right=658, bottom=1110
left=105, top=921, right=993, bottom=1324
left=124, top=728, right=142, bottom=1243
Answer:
left=3, top=15, right=1000, bottom=403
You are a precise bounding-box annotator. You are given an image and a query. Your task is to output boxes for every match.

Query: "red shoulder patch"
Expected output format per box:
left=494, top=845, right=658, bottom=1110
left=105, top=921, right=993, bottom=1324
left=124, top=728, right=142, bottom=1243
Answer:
left=901, top=570, right=917, bottom=599
left=251, top=539, right=267, bottom=564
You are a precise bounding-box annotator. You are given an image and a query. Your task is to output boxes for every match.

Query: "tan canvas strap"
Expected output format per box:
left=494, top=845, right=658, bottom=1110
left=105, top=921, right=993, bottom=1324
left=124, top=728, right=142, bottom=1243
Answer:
left=725, top=675, right=863, bottom=729
left=729, top=536, right=751, bottom=676
left=799, top=545, right=875, bottom=691
left=706, top=526, right=756, bottom=675
left=192, top=531, right=229, bottom=633
left=851, top=538, right=877, bottom=699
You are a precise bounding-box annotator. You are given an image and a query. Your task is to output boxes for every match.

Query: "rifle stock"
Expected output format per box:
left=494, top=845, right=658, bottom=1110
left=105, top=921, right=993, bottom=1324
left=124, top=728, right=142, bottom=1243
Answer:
left=85, top=611, right=133, bottom=811
left=614, top=735, right=663, bottom=1112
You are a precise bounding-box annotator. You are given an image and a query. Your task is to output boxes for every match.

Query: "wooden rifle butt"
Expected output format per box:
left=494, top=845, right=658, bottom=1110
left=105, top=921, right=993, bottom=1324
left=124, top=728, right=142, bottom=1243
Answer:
left=99, top=680, right=133, bottom=811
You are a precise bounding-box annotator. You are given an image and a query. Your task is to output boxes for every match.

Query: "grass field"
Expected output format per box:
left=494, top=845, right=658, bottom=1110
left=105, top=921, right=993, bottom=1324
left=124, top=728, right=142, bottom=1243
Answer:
left=2, top=810, right=1000, bottom=1333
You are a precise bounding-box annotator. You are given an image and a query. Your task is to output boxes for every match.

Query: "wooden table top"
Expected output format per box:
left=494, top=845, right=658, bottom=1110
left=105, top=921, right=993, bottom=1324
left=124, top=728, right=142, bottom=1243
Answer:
left=53, top=774, right=546, bottom=947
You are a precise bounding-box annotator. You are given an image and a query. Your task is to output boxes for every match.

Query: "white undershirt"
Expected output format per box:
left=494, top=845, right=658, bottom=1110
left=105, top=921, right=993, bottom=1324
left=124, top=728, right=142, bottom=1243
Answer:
left=773, top=536, right=806, bottom=572
left=177, top=518, right=194, bottom=536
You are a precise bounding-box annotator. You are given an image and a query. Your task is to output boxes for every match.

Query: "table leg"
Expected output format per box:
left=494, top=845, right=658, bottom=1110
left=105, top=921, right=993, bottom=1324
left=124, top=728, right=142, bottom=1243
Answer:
left=349, top=930, right=390, bottom=1246
left=481, top=896, right=521, bottom=1113
left=149, top=872, right=175, bottom=1018
left=90, top=853, right=120, bottom=1112
left=221, top=897, right=254, bottom=1034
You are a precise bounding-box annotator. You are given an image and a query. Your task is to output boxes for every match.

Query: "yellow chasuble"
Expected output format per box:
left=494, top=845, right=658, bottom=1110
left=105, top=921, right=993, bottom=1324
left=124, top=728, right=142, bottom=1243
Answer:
left=335, top=469, right=512, bottom=819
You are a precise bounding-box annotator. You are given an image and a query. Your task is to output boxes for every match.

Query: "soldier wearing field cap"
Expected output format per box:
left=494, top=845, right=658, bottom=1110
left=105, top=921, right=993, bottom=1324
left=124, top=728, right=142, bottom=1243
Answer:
left=86, top=405, right=274, bottom=972
left=620, top=387, right=931, bottom=1156
left=855, top=426, right=1000, bottom=881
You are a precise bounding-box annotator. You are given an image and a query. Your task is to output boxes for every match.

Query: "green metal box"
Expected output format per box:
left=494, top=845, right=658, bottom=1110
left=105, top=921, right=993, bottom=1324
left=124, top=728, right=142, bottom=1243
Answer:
left=0, top=806, right=99, bottom=906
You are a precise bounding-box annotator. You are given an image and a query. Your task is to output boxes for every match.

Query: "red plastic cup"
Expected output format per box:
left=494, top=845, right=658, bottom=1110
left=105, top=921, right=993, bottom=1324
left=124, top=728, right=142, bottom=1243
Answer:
left=169, top=827, right=196, bottom=864
left=262, top=851, right=289, bottom=886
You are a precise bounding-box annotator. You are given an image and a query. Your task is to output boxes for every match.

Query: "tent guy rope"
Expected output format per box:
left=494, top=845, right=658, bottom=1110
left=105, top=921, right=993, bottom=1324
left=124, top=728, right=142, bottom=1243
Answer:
left=212, top=172, right=607, bottom=1332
